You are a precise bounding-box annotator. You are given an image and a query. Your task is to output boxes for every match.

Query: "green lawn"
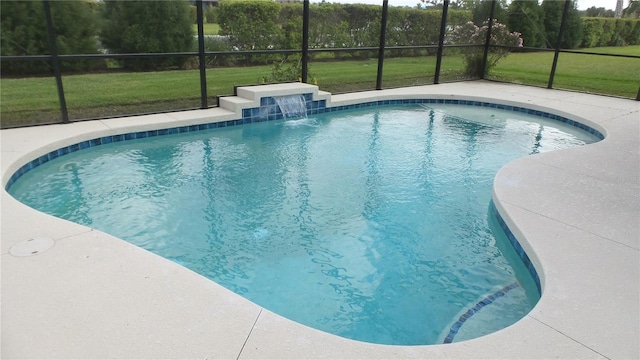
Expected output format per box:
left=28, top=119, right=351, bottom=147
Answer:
left=487, top=47, right=639, bottom=97
left=1, top=46, right=638, bottom=127
left=192, top=23, right=220, bottom=35
left=573, top=46, right=640, bottom=55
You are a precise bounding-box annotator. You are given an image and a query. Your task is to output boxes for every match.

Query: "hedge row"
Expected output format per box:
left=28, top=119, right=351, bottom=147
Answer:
left=218, top=2, right=471, bottom=51
left=215, top=1, right=639, bottom=52
left=1, top=0, right=638, bottom=76
left=581, top=18, right=640, bottom=47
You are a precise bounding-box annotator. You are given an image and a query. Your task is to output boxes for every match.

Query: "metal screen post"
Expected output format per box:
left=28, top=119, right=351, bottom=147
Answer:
left=376, top=0, right=389, bottom=90
left=302, top=0, right=310, bottom=83
left=196, top=0, right=208, bottom=108
left=480, top=1, right=497, bottom=79
left=434, top=0, right=449, bottom=84
left=548, top=0, right=571, bottom=89
left=43, top=0, right=69, bottom=123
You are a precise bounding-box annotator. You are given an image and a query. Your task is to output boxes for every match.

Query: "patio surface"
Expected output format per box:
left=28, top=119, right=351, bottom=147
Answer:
left=1, top=81, right=638, bottom=359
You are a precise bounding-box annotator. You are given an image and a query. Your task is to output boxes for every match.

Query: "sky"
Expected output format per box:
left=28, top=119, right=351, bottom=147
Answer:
left=314, top=0, right=621, bottom=11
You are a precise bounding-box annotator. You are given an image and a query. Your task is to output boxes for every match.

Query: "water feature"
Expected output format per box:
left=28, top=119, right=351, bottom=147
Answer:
left=274, top=94, right=308, bottom=119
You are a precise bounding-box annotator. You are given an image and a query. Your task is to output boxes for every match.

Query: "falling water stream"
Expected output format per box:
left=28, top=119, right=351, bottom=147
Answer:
left=274, top=94, right=308, bottom=119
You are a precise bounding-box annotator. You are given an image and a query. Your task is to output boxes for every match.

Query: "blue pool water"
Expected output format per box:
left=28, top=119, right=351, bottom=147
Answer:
left=8, top=103, right=600, bottom=345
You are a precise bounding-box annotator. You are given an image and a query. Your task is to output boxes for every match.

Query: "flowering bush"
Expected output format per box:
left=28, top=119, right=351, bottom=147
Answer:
left=451, top=20, right=523, bottom=77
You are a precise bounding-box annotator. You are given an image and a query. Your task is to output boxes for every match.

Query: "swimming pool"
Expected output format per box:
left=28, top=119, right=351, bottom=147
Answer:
left=6, top=100, right=601, bottom=345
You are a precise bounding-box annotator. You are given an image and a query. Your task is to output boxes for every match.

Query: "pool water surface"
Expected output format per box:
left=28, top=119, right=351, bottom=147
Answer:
left=7, top=103, right=600, bottom=345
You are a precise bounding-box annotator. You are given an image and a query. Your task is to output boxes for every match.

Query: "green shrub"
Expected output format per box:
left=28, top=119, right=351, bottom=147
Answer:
left=600, top=18, right=616, bottom=46
left=204, top=36, right=235, bottom=67
left=205, top=5, right=217, bottom=24
left=386, top=9, right=440, bottom=46
left=308, top=3, right=350, bottom=51
left=218, top=1, right=471, bottom=64
left=217, top=0, right=281, bottom=51
left=580, top=18, right=640, bottom=47
left=343, top=4, right=381, bottom=49
left=1, top=0, right=102, bottom=76
left=613, top=19, right=632, bottom=45
left=263, top=54, right=304, bottom=83
left=581, top=18, right=603, bottom=48
left=190, top=5, right=197, bottom=24
left=100, top=0, right=194, bottom=71
left=629, top=20, right=640, bottom=45
left=451, top=20, right=522, bottom=77
left=216, top=0, right=280, bottom=65
left=279, top=3, right=303, bottom=50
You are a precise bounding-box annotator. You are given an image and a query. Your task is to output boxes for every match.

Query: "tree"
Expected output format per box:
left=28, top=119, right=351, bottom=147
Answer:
left=472, top=0, right=507, bottom=25
left=1, top=0, right=101, bottom=75
left=623, top=0, right=640, bottom=18
left=542, top=0, right=582, bottom=49
left=507, top=0, right=546, bottom=48
left=584, top=6, right=615, bottom=17
left=100, top=0, right=194, bottom=71
left=420, top=0, right=474, bottom=9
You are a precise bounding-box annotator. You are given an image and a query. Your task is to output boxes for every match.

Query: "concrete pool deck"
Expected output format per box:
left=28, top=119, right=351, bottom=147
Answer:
left=1, top=81, right=638, bottom=359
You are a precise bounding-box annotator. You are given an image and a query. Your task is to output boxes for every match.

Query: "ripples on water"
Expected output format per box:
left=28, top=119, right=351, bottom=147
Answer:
left=9, top=104, right=599, bottom=345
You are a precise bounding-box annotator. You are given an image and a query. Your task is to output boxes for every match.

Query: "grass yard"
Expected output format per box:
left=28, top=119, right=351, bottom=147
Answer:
left=488, top=47, right=639, bottom=97
left=574, top=46, right=640, bottom=55
left=0, top=65, right=274, bottom=125
left=1, top=46, right=638, bottom=127
left=192, top=23, right=220, bottom=35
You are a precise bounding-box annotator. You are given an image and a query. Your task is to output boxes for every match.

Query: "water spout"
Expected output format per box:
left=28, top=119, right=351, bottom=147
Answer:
left=274, top=94, right=307, bottom=120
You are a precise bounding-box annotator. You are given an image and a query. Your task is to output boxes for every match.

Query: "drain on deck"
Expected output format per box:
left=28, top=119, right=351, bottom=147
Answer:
left=9, top=237, right=55, bottom=257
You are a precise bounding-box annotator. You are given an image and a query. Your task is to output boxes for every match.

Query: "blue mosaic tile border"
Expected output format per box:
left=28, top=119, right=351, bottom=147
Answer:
left=5, top=97, right=603, bottom=192
left=491, top=202, right=542, bottom=295
left=241, top=93, right=327, bottom=122
left=237, top=97, right=604, bottom=139
left=4, top=120, right=243, bottom=190
left=440, top=201, right=542, bottom=344
left=443, top=281, right=520, bottom=343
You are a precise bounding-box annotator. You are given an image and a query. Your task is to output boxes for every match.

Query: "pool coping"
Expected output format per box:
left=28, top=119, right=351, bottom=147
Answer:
left=1, top=81, right=638, bottom=359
